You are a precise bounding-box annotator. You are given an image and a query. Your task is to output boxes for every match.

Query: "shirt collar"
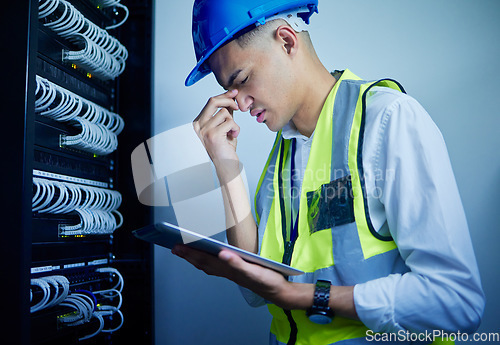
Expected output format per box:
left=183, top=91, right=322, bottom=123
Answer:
left=281, top=121, right=314, bottom=142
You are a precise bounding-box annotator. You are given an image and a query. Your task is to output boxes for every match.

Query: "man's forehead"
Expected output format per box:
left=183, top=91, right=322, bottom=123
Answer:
left=208, top=41, right=246, bottom=89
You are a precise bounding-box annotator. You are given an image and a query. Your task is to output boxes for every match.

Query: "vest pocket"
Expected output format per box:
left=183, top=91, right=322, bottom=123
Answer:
left=306, top=175, right=355, bottom=234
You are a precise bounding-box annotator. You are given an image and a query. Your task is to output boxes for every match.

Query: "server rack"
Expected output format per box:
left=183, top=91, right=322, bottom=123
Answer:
left=1, top=1, right=154, bottom=344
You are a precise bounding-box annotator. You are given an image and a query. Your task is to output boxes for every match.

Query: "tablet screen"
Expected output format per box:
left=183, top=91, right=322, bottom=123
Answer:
left=133, top=222, right=304, bottom=276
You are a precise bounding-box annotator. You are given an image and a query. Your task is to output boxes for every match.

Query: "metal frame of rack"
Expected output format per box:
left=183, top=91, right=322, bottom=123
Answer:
left=0, top=1, right=154, bottom=344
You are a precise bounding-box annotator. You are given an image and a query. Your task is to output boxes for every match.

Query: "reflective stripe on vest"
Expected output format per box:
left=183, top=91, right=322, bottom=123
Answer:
left=255, top=70, right=451, bottom=345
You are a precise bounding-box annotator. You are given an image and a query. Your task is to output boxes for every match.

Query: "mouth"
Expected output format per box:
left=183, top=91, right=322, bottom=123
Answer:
left=251, top=109, right=266, bottom=124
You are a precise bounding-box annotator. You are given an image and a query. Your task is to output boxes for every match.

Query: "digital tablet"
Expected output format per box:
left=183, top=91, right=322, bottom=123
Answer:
left=133, top=222, right=304, bottom=276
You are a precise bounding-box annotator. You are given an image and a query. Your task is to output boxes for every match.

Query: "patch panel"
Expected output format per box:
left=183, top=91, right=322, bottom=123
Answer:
left=34, top=148, right=113, bottom=186
left=31, top=261, right=113, bottom=290
left=36, top=56, right=112, bottom=106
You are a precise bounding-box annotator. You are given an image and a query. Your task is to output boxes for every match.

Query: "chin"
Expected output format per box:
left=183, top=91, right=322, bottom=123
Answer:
left=268, top=120, right=288, bottom=133
left=265, top=122, right=280, bottom=133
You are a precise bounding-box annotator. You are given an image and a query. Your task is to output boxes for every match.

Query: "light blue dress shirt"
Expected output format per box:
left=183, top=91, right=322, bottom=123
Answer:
left=248, top=86, right=485, bottom=334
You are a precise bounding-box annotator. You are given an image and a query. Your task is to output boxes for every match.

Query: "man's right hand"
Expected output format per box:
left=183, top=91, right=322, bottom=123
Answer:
left=192, top=89, right=257, bottom=253
left=193, top=89, right=241, bottom=164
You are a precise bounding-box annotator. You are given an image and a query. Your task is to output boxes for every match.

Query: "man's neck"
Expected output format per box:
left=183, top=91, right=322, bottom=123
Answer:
left=291, top=66, right=337, bottom=138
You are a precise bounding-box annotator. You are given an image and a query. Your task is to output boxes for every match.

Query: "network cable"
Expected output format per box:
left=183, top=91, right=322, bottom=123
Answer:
left=30, top=275, right=70, bottom=313
left=32, top=177, right=123, bottom=235
left=89, top=0, right=130, bottom=30
left=35, top=75, right=124, bottom=156
left=48, top=267, right=126, bottom=340
left=32, top=178, right=122, bottom=213
left=38, top=0, right=128, bottom=80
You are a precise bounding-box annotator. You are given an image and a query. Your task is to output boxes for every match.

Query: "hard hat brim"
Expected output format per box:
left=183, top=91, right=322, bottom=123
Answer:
left=184, top=21, right=251, bottom=87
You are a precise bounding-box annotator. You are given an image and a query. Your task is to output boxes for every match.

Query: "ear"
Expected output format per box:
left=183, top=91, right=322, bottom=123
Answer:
left=275, top=25, right=298, bottom=56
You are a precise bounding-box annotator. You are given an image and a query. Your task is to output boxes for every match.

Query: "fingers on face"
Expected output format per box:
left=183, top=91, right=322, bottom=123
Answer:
left=224, top=115, right=241, bottom=139
left=194, top=90, right=239, bottom=125
left=199, top=108, right=240, bottom=144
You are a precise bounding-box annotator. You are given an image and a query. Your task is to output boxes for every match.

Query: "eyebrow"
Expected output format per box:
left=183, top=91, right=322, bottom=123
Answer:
left=225, top=69, right=242, bottom=90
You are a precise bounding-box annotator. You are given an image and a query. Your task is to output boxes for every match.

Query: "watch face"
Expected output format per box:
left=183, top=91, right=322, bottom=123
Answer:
left=308, top=313, right=333, bottom=325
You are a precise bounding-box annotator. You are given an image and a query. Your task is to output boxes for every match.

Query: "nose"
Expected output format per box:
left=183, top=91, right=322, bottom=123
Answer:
left=235, top=92, right=253, bottom=112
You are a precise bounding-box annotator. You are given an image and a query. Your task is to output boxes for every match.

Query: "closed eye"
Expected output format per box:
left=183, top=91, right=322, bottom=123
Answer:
left=240, top=76, right=248, bottom=85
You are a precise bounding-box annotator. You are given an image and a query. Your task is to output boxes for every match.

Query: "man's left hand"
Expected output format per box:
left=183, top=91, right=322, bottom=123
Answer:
left=171, top=244, right=305, bottom=310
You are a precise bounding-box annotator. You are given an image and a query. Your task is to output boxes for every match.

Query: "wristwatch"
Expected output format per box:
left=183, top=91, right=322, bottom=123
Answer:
left=306, top=279, right=334, bottom=324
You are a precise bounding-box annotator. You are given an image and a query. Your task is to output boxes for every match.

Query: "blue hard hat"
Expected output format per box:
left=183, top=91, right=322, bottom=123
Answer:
left=185, top=0, right=319, bottom=86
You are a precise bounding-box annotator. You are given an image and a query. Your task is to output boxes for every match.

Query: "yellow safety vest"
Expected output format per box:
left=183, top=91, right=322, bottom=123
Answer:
left=254, top=70, right=453, bottom=345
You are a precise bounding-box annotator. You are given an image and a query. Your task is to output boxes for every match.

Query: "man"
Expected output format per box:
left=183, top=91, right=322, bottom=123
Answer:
left=172, top=0, right=485, bottom=344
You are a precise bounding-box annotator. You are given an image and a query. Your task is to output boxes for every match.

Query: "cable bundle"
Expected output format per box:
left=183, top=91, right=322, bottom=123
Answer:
left=30, top=275, right=70, bottom=313
left=59, top=292, right=95, bottom=326
left=32, top=178, right=122, bottom=213
left=59, top=290, right=123, bottom=340
left=61, top=268, right=125, bottom=340
left=38, top=0, right=128, bottom=80
left=68, top=209, right=123, bottom=235
left=35, top=75, right=123, bottom=156
left=63, top=33, right=125, bottom=80
left=33, top=268, right=125, bottom=340
left=32, top=177, right=123, bottom=235
left=63, top=117, right=119, bottom=156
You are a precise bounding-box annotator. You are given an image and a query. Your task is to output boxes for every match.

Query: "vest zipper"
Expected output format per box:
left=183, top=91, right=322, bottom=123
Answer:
left=279, top=138, right=300, bottom=268
left=282, top=241, right=295, bottom=266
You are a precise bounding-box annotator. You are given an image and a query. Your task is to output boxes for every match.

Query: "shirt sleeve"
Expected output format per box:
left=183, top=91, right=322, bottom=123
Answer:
left=238, top=285, right=267, bottom=307
left=353, top=90, right=485, bottom=334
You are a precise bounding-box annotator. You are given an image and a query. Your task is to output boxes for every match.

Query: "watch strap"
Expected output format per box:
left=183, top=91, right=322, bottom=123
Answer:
left=306, top=279, right=334, bottom=323
left=313, top=279, right=331, bottom=308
